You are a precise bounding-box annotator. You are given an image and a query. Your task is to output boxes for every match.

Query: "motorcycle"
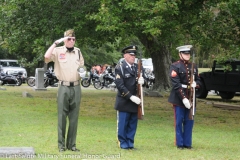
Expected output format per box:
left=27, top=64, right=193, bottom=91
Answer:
left=27, top=76, right=36, bottom=87
left=0, top=71, right=23, bottom=86
left=81, top=69, right=100, bottom=87
left=144, top=68, right=155, bottom=89
left=27, top=68, right=58, bottom=88
left=44, top=68, right=58, bottom=88
left=93, top=66, right=116, bottom=90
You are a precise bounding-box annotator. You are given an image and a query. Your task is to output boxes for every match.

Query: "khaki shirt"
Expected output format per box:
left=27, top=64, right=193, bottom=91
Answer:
left=45, top=46, right=84, bottom=81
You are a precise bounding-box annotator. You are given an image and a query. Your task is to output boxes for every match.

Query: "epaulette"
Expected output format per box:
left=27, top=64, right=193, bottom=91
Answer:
left=172, top=60, right=181, bottom=65
left=115, top=63, right=124, bottom=75
left=74, top=47, right=80, bottom=52
left=115, top=63, right=121, bottom=69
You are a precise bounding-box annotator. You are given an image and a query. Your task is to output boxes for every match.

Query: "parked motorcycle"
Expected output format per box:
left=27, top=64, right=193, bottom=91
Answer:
left=81, top=69, right=100, bottom=87
left=27, top=68, right=58, bottom=88
left=27, top=76, right=36, bottom=87
left=0, top=71, right=23, bottom=86
left=44, top=68, right=58, bottom=88
left=93, top=66, right=116, bottom=90
left=144, top=68, right=155, bottom=89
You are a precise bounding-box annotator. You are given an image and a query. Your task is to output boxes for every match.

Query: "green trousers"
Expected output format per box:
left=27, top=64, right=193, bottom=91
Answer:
left=57, top=85, right=81, bottom=150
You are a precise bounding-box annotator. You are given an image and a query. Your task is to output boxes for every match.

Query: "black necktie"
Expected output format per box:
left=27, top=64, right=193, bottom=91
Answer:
left=131, top=65, right=135, bottom=73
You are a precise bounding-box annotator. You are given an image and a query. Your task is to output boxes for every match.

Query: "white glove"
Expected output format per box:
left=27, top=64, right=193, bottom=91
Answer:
left=191, top=81, right=196, bottom=88
left=130, top=96, right=141, bottom=105
left=54, top=37, right=69, bottom=45
left=138, top=76, right=144, bottom=85
left=182, top=98, right=191, bottom=109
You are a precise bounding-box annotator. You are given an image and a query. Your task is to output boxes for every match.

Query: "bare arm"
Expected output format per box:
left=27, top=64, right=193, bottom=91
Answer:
left=44, top=43, right=56, bottom=60
left=44, top=37, right=68, bottom=63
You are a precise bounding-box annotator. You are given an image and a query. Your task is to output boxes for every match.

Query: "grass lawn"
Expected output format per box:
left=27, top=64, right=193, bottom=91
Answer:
left=198, top=68, right=211, bottom=73
left=0, top=84, right=240, bottom=160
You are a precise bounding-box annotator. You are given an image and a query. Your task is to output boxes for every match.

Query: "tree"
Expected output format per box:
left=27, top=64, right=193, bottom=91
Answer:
left=0, top=0, right=112, bottom=74
left=90, top=0, right=224, bottom=91
left=1, top=0, right=239, bottom=88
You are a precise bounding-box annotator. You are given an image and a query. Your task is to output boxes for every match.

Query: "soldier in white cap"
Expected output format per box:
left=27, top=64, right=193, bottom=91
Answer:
left=168, top=45, right=201, bottom=149
left=44, top=29, right=84, bottom=152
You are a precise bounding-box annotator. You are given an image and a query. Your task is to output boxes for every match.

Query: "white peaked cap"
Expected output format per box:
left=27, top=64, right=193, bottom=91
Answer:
left=176, top=45, right=193, bottom=52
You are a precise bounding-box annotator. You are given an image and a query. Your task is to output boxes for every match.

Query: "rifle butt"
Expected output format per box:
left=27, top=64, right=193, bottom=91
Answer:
left=138, top=105, right=143, bottom=120
left=189, top=107, right=194, bottom=120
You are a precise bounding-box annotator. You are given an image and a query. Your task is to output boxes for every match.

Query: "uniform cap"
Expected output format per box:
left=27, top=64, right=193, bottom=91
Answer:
left=122, top=45, right=138, bottom=55
left=176, top=45, right=192, bottom=53
left=64, top=29, right=75, bottom=37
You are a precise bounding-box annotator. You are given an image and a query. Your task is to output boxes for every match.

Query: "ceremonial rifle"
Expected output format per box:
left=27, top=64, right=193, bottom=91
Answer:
left=137, top=55, right=144, bottom=120
left=189, top=50, right=195, bottom=120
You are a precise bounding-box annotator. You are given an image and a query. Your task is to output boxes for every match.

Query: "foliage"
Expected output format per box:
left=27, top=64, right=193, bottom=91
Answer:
left=1, top=0, right=240, bottom=90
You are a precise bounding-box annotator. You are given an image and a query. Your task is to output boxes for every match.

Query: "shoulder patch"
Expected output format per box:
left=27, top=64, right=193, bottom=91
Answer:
left=171, top=70, right=177, bottom=77
left=116, top=74, right=121, bottom=79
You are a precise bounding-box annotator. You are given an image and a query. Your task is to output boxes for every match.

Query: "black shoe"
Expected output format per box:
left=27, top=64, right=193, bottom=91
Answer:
left=59, top=148, right=66, bottom=152
left=69, top=147, right=80, bottom=152
left=177, top=146, right=184, bottom=150
left=129, top=147, right=137, bottom=150
left=184, top=146, right=193, bottom=149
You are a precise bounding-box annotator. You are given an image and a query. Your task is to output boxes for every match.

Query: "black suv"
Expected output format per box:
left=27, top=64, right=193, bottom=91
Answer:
left=196, top=60, right=240, bottom=99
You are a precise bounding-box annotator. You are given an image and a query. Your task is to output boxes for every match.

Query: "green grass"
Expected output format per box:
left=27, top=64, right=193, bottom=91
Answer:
left=0, top=85, right=240, bottom=160
left=198, top=68, right=211, bottom=73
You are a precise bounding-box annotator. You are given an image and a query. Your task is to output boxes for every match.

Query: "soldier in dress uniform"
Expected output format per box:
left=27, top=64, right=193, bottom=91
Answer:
left=168, top=45, right=201, bottom=149
left=44, top=29, right=84, bottom=152
left=114, top=45, right=144, bottom=149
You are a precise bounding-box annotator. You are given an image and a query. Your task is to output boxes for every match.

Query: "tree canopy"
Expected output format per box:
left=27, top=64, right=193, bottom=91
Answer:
left=0, top=0, right=240, bottom=90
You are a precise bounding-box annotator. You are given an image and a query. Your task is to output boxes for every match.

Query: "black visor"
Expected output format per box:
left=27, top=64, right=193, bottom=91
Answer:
left=125, top=50, right=137, bottom=55
left=180, top=51, right=190, bottom=54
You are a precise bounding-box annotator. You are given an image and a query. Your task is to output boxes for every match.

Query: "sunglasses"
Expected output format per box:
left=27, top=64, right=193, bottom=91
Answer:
left=67, top=38, right=75, bottom=41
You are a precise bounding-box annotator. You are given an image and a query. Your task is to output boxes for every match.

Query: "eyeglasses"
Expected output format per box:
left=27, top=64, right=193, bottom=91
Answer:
left=67, top=38, right=75, bottom=41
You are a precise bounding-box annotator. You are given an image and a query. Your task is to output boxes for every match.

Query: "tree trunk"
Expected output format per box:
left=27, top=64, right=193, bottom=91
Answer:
left=140, top=37, right=172, bottom=91
left=151, top=46, right=172, bottom=91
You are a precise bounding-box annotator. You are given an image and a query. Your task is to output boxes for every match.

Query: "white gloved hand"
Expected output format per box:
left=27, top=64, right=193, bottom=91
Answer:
left=182, top=98, right=191, bottom=109
left=138, top=76, right=144, bottom=85
left=191, top=81, right=196, bottom=88
left=54, top=37, right=69, bottom=45
left=130, top=96, right=141, bottom=105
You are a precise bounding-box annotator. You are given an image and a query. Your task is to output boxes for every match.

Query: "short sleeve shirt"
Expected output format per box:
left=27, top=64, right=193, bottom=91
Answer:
left=46, top=46, right=84, bottom=81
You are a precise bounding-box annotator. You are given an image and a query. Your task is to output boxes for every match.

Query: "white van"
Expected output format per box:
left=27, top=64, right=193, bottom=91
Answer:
left=0, top=59, right=28, bottom=82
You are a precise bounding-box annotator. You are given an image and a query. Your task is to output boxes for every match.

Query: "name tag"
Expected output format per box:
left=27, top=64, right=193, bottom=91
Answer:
left=125, top=73, right=130, bottom=78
